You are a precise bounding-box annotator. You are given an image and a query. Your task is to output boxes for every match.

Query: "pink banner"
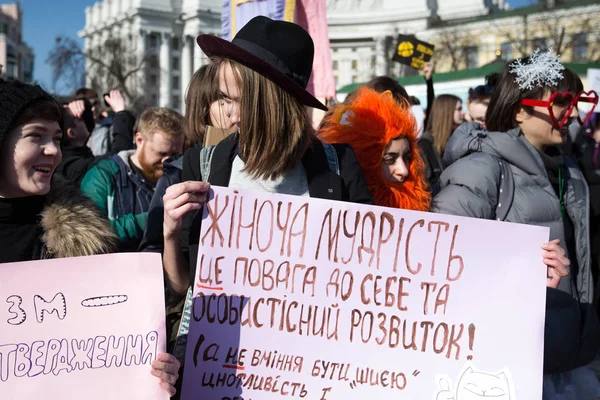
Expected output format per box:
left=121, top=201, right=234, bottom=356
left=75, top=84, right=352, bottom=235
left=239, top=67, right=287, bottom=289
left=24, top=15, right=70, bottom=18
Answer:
left=221, top=0, right=291, bottom=41
left=181, top=186, right=548, bottom=399
left=296, top=0, right=337, bottom=99
left=0, top=253, right=167, bottom=400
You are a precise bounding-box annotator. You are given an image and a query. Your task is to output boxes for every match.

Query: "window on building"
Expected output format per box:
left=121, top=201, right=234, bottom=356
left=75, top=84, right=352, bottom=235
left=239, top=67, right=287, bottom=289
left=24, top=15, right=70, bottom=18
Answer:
left=351, top=47, right=357, bottom=53
left=371, top=56, right=376, bottom=67
left=172, top=57, right=179, bottom=70
left=352, top=60, right=358, bottom=70
left=149, top=74, right=158, bottom=86
left=500, top=42, right=512, bottom=61
left=172, top=76, right=180, bottom=90
left=352, top=75, right=358, bottom=83
left=149, top=34, right=158, bottom=49
left=0, top=23, right=5, bottom=34
left=465, top=46, right=478, bottom=69
left=333, top=60, right=338, bottom=70
left=6, top=62, right=16, bottom=79
left=172, top=37, right=180, bottom=50
left=6, top=44, right=16, bottom=59
left=148, top=54, right=159, bottom=68
left=172, top=95, right=180, bottom=109
left=573, top=33, right=587, bottom=62
left=532, top=38, right=547, bottom=51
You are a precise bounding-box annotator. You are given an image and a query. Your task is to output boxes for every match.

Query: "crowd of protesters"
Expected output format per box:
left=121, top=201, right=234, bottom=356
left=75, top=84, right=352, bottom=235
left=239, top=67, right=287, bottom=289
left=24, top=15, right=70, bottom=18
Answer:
left=1, top=14, right=600, bottom=399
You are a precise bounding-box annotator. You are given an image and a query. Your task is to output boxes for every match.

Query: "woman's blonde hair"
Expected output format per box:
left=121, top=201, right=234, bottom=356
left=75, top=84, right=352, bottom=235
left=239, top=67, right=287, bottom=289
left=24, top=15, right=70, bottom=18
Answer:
left=211, top=57, right=314, bottom=180
left=425, top=94, right=461, bottom=156
left=184, top=65, right=220, bottom=148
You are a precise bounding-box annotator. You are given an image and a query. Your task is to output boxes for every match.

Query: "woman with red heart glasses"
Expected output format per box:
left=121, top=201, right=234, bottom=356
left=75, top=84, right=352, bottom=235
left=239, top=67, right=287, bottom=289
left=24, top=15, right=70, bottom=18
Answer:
left=432, top=49, right=600, bottom=399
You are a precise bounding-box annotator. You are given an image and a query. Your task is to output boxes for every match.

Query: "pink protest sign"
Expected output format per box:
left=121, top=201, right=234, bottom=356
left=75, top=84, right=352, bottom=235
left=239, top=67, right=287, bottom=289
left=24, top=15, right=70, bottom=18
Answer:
left=181, top=186, right=548, bottom=399
left=0, top=253, right=168, bottom=400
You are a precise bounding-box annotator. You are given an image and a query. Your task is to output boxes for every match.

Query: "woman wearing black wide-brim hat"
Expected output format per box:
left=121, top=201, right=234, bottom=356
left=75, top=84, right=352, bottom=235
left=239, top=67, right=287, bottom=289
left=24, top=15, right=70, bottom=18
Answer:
left=161, top=15, right=373, bottom=305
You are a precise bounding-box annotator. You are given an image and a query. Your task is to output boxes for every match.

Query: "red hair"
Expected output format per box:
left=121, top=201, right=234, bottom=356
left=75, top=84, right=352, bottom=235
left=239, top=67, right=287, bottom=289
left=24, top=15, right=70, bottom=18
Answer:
left=319, top=88, right=431, bottom=211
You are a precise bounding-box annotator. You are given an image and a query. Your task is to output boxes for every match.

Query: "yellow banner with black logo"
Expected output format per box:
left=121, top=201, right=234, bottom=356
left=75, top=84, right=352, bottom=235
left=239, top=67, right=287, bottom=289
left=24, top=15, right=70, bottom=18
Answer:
left=392, top=35, right=435, bottom=70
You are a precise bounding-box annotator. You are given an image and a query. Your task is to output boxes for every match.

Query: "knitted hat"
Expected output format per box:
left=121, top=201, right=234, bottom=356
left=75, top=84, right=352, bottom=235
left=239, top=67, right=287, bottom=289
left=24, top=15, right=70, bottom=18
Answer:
left=0, top=78, right=56, bottom=150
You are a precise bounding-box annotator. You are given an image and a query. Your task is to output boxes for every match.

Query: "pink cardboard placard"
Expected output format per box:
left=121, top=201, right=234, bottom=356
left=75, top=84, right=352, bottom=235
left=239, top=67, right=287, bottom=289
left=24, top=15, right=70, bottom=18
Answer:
left=0, top=252, right=168, bottom=400
left=182, top=186, right=548, bottom=399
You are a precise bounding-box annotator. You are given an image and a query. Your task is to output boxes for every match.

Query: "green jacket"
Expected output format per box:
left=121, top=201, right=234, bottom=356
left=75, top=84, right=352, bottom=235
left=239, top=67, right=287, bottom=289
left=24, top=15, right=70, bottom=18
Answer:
left=80, top=150, right=154, bottom=250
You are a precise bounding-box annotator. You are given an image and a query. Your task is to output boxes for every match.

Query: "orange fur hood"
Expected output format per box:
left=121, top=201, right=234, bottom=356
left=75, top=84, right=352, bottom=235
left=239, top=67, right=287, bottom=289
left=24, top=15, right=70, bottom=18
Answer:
left=319, top=88, right=431, bottom=211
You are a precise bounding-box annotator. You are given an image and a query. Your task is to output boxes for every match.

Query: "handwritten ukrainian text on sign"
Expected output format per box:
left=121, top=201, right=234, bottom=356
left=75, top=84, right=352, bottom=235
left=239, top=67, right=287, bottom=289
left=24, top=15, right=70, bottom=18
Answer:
left=182, top=186, right=547, bottom=399
left=0, top=253, right=168, bottom=400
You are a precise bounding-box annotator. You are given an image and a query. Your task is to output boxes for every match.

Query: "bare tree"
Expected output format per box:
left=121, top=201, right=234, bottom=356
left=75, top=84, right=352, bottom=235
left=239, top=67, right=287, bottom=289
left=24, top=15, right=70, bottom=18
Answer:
left=47, top=36, right=151, bottom=110
left=541, top=12, right=600, bottom=63
left=46, top=37, right=86, bottom=93
left=430, top=27, right=478, bottom=71
left=493, top=16, right=530, bottom=58
left=494, top=6, right=600, bottom=62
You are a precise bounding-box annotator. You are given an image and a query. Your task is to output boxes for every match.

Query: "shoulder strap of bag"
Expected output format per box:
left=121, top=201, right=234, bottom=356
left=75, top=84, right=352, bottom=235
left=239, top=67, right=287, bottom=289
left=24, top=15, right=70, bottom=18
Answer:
left=322, top=142, right=341, bottom=176
left=199, top=146, right=216, bottom=181
left=495, top=158, right=515, bottom=221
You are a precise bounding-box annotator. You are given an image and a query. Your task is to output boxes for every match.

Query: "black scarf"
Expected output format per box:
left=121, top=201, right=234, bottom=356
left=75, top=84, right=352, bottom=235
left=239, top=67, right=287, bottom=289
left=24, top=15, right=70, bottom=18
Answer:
left=538, top=146, right=564, bottom=197
left=0, top=196, right=45, bottom=263
left=538, top=146, right=579, bottom=278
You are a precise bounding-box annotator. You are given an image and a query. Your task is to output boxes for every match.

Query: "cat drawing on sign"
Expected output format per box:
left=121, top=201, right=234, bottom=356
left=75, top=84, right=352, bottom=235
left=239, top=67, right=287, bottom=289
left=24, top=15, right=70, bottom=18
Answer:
left=436, top=366, right=512, bottom=400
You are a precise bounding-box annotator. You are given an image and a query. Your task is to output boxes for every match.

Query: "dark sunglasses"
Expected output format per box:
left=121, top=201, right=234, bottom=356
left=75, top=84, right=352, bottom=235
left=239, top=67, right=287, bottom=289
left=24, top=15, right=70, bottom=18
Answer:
left=520, top=90, right=598, bottom=129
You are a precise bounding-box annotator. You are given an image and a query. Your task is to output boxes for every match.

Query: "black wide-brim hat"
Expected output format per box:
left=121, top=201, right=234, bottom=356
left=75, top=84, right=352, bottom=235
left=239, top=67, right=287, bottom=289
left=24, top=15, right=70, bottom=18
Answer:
left=197, top=16, right=328, bottom=111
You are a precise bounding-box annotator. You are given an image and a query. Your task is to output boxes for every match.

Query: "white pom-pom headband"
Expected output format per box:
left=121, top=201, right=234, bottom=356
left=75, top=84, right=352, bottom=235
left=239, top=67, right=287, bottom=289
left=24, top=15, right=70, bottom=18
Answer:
left=509, top=48, right=565, bottom=90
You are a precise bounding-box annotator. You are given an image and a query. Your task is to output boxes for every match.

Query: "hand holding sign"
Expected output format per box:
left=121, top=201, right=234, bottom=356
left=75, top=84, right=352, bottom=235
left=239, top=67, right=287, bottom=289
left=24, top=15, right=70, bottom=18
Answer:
left=163, top=181, right=210, bottom=239
left=424, top=61, right=434, bottom=81
left=542, top=239, right=570, bottom=288
left=151, top=353, right=181, bottom=397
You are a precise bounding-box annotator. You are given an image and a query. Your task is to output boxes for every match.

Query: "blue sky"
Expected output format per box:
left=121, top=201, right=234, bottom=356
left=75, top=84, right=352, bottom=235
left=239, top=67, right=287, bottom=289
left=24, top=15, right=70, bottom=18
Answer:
left=19, top=0, right=533, bottom=95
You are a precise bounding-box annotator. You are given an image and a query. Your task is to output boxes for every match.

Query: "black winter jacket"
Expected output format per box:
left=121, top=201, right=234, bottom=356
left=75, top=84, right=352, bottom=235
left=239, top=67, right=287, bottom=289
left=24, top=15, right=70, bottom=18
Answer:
left=56, top=110, right=136, bottom=184
left=139, top=156, right=184, bottom=254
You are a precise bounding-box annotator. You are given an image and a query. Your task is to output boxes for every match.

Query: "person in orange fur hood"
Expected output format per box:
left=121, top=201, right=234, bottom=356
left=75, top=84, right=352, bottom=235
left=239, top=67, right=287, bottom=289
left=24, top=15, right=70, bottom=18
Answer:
left=319, top=87, right=431, bottom=211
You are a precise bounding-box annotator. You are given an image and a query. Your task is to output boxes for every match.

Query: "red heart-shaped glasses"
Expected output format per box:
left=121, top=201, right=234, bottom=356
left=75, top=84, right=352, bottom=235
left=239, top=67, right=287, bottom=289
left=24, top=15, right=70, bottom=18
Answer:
left=520, top=90, right=598, bottom=129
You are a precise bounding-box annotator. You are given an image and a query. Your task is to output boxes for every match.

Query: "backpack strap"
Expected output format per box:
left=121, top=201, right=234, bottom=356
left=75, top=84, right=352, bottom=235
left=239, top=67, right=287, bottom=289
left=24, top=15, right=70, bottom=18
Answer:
left=199, top=146, right=216, bottom=181
left=322, top=142, right=340, bottom=176
left=171, top=286, right=194, bottom=364
left=495, top=158, right=515, bottom=221
left=172, top=147, right=215, bottom=364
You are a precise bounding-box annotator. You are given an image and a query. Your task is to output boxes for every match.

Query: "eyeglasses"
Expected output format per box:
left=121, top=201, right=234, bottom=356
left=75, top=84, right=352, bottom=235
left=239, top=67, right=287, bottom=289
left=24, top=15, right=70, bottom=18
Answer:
left=520, top=90, right=598, bottom=129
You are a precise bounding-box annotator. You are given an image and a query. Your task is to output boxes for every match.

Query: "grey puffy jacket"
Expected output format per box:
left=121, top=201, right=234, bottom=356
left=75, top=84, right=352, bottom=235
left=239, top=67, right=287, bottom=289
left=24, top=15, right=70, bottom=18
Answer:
left=433, top=122, right=593, bottom=304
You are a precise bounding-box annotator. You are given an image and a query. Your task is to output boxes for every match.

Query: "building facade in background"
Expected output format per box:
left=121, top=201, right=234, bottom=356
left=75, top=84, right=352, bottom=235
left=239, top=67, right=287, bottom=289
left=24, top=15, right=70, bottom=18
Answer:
left=80, top=0, right=600, bottom=111
left=326, top=0, right=509, bottom=88
left=336, top=0, right=600, bottom=103
left=79, top=0, right=221, bottom=111
left=0, top=3, right=35, bottom=82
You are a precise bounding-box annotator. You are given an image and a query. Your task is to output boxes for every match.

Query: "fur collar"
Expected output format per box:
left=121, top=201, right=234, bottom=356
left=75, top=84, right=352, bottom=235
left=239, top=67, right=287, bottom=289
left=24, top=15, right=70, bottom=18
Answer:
left=319, top=88, right=431, bottom=211
left=40, top=175, right=117, bottom=258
